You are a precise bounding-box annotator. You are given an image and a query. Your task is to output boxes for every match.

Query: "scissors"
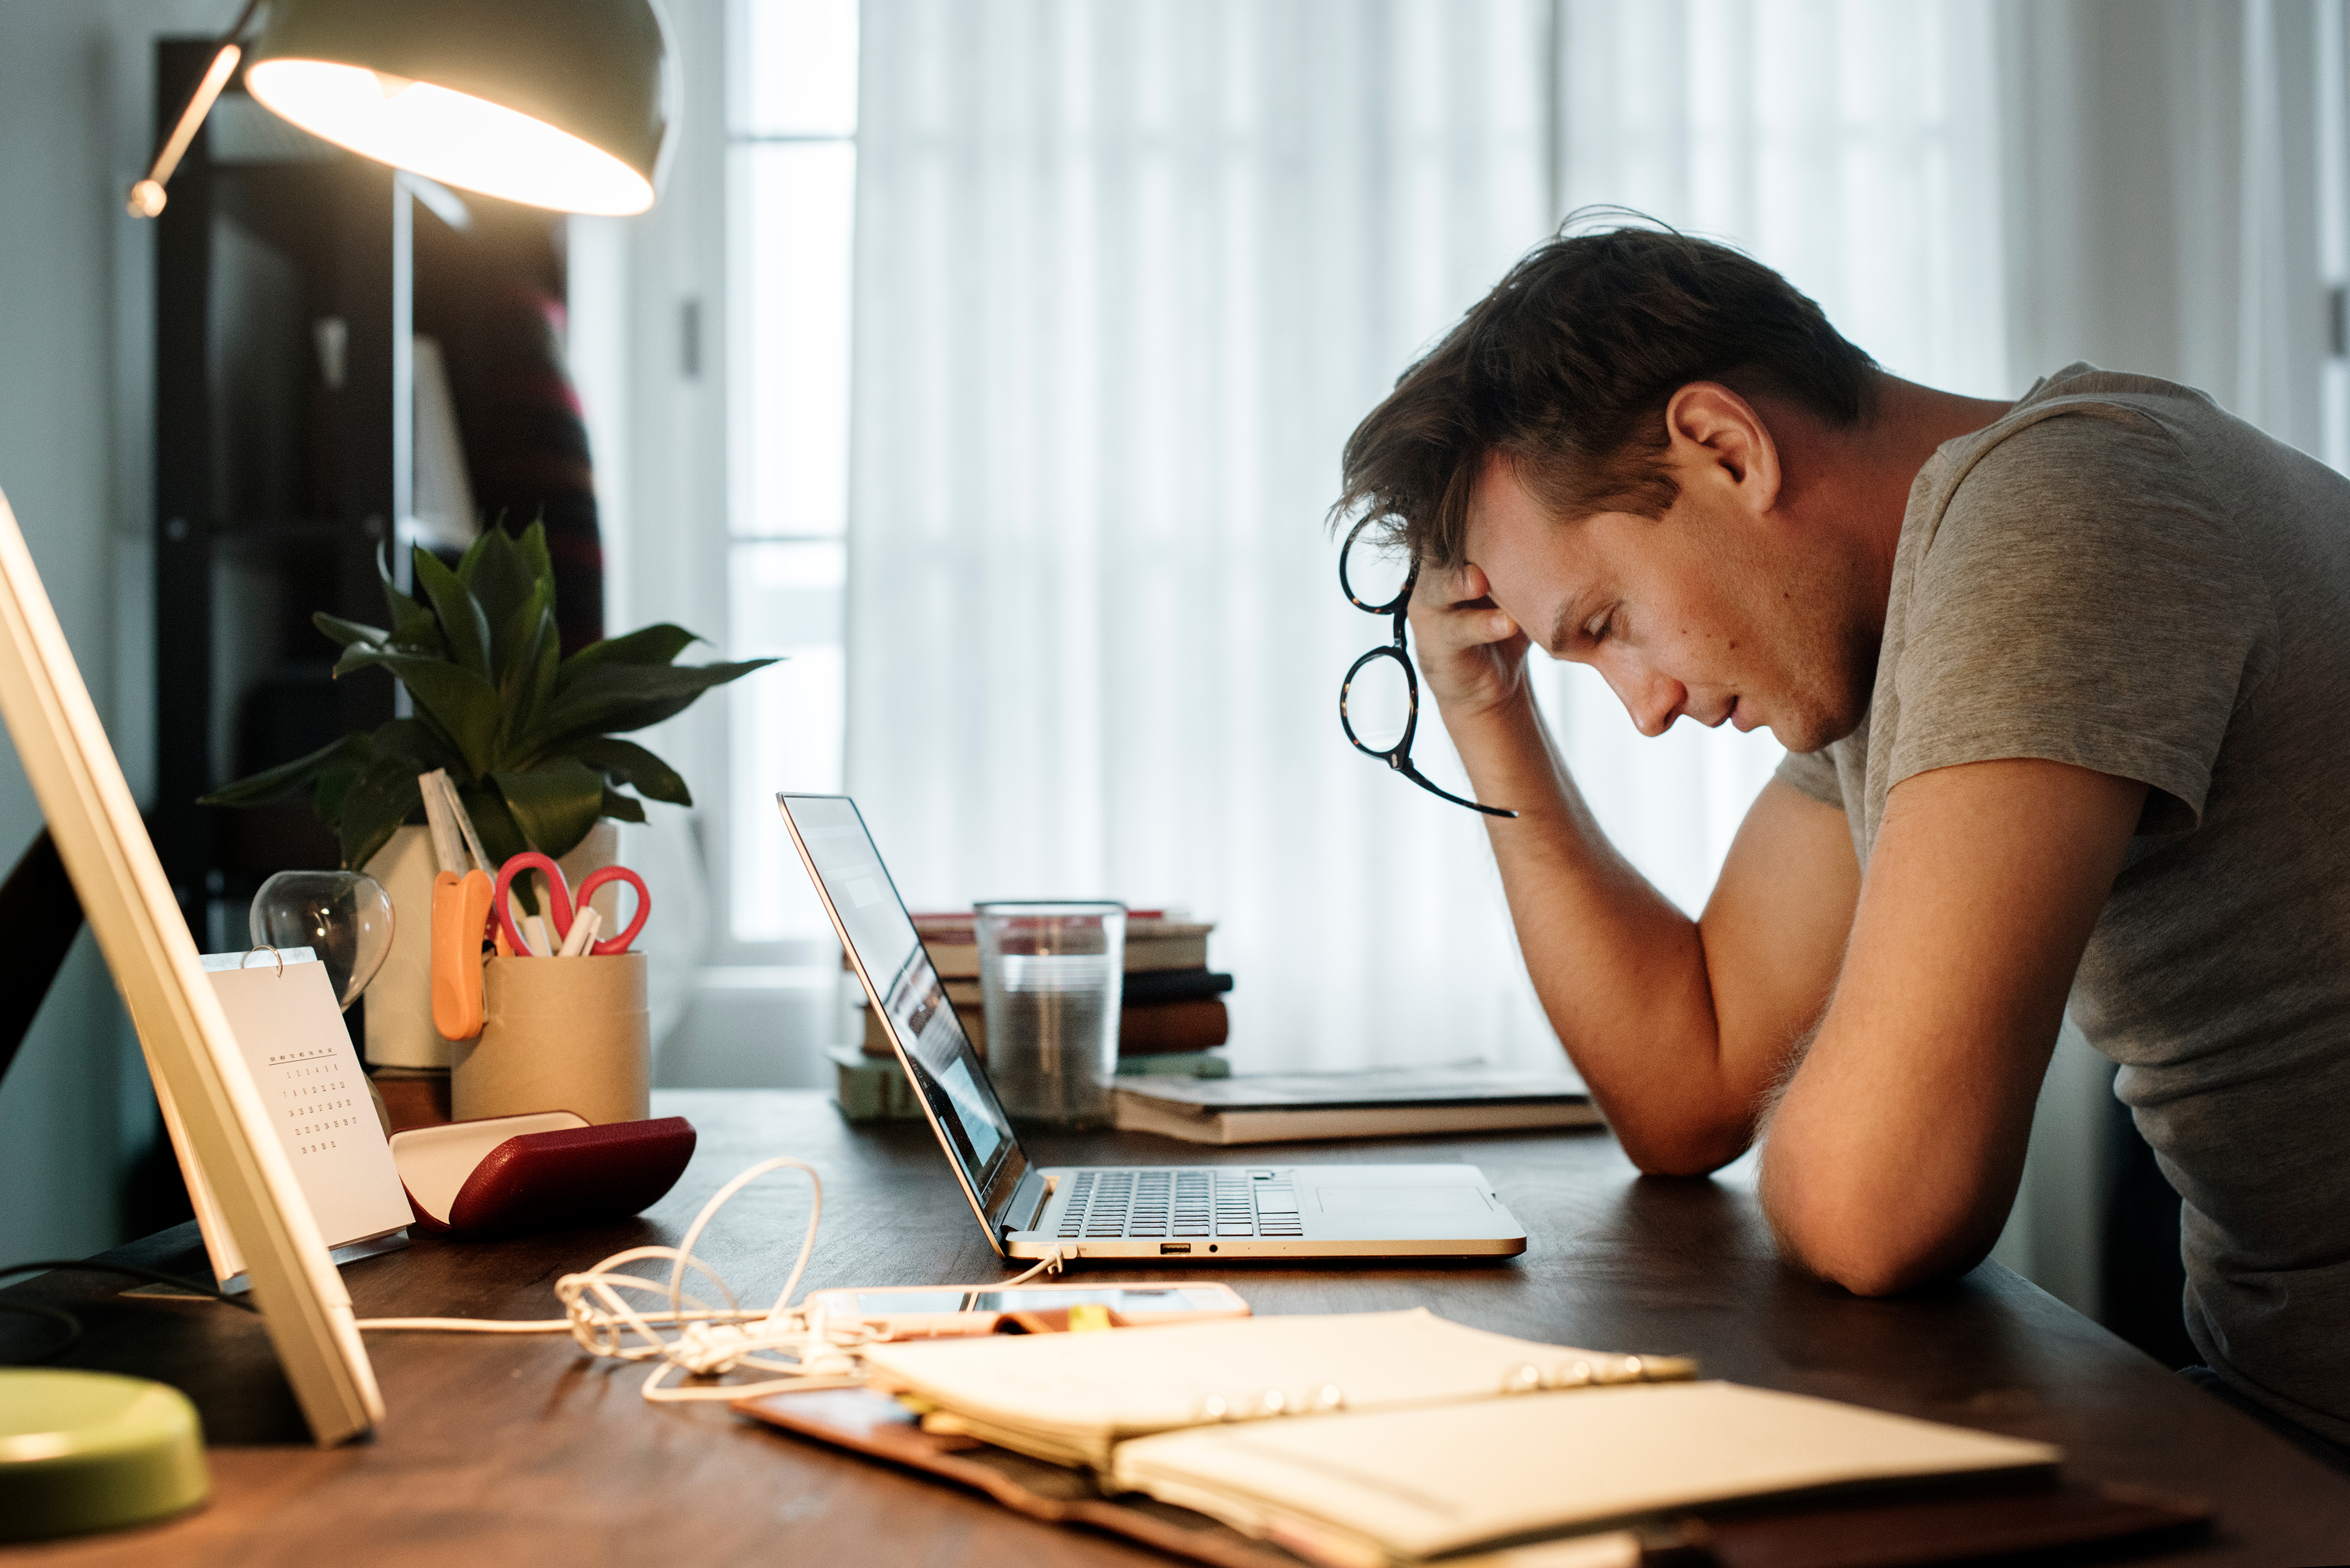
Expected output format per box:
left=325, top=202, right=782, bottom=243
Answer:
left=431, top=867, right=496, bottom=1038
left=492, top=852, right=652, bottom=956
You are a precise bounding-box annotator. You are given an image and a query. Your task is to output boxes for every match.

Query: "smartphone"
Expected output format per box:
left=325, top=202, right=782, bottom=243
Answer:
left=803, top=1280, right=1251, bottom=1340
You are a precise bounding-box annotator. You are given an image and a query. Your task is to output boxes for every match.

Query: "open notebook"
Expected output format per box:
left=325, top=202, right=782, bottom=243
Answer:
left=859, top=1307, right=1692, bottom=1470
left=855, top=1309, right=2061, bottom=1564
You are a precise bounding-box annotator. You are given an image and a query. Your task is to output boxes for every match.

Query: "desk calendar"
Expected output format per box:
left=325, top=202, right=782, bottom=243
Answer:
left=149, top=952, right=413, bottom=1290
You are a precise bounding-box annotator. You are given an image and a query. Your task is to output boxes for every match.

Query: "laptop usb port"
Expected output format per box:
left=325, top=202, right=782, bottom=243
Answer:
left=1160, top=1243, right=1191, bottom=1254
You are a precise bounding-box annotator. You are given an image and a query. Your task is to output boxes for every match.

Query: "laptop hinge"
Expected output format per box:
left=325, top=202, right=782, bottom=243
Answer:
left=998, top=1167, right=1050, bottom=1239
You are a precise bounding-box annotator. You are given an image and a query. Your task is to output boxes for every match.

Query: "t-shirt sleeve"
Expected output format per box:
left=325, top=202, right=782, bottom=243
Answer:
left=1773, top=746, right=1844, bottom=808
left=1889, top=407, right=2268, bottom=833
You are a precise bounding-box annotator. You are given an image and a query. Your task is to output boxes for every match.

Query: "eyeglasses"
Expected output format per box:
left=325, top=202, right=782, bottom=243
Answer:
left=1337, top=516, right=1517, bottom=818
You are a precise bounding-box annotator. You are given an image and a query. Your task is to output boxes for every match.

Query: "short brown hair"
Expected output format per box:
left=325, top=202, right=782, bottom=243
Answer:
left=1334, top=219, right=1878, bottom=569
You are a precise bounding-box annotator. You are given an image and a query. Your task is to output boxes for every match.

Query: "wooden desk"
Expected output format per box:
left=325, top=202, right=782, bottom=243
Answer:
left=5, top=1089, right=2347, bottom=1564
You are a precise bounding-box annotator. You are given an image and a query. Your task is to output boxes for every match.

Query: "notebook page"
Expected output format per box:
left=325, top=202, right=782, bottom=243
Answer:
left=1109, top=1380, right=2061, bottom=1562
left=859, top=1308, right=1689, bottom=1469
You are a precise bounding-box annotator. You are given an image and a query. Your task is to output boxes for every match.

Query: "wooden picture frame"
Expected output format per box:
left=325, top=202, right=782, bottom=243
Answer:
left=0, top=481, right=381, bottom=1445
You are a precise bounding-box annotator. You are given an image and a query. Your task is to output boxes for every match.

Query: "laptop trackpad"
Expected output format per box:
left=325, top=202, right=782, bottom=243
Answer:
left=1314, top=1183, right=1490, bottom=1214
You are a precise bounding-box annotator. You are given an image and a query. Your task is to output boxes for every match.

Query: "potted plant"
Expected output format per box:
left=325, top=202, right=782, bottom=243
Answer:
left=203, top=521, right=770, bottom=869
left=204, top=522, right=771, bottom=1067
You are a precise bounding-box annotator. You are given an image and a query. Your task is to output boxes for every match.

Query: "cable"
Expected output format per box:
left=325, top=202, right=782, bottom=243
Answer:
left=6, top=1164, right=1072, bottom=1401
left=0, top=1259, right=260, bottom=1362
left=355, top=1156, right=1078, bottom=1406
left=0, top=1259, right=260, bottom=1308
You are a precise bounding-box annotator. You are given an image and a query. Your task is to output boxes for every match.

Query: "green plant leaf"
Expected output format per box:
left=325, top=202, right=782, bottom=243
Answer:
left=333, top=651, right=501, bottom=774
left=374, top=547, right=447, bottom=657
left=463, top=521, right=548, bottom=640
left=364, top=718, right=452, bottom=769
left=558, top=736, right=693, bottom=806
left=456, top=776, right=532, bottom=871
left=336, top=758, right=425, bottom=871
left=412, top=548, right=491, bottom=679
left=491, top=578, right=556, bottom=731
left=522, top=658, right=778, bottom=754
left=493, top=760, right=605, bottom=861
left=198, top=731, right=371, bottom=808
left=598, top=786, right=648, bottom=824
left=313, top=612, right=390, bottom=651
left=555, top=624, right=700, bottom=692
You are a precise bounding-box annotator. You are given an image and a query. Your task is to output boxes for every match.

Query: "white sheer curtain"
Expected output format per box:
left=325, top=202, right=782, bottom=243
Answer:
left=1998, top=0, right=2348, bottom=467
left=844, top=0, right=2004, bottom=1069
left=1537, top=0, right=2009, bottom=917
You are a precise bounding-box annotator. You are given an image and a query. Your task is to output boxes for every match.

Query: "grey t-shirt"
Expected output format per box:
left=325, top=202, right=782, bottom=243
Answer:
left=1776, top=364, right=2350, bottom=1441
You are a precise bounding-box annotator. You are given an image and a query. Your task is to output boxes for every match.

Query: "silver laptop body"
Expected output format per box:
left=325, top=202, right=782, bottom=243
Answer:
left=779, top=793, right=1528, bottom=1262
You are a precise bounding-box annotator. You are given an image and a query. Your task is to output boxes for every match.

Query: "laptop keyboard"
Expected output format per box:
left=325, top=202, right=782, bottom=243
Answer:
left=1056, top=1170, right=1305, bottom=1241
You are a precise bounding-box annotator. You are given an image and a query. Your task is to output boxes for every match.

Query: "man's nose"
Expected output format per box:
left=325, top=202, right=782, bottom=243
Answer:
left=1601, top=660, right=1685, bottom=738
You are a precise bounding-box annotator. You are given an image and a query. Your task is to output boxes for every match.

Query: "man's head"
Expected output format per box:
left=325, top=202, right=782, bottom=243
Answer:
left=1334, top=224, right=1889, bottom=751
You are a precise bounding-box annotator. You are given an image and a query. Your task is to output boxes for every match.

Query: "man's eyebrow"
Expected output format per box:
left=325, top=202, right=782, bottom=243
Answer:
left=1547, top=598, right=1588, bottom=655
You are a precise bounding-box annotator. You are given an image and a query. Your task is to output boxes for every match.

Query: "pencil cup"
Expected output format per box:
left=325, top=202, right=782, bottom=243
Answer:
left=452, top=953, right=651, bottom=1125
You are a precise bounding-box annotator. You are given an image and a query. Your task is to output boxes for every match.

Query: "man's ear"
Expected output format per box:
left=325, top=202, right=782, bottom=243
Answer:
left=1662, top=382, right=1781, bottom=516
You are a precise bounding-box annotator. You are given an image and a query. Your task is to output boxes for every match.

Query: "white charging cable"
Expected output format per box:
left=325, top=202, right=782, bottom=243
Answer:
left=356, top=1155, right=1068, bottom=1405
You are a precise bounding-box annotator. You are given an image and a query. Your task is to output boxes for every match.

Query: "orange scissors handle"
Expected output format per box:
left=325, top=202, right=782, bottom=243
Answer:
left=430, top=868, right=495, bottom=1039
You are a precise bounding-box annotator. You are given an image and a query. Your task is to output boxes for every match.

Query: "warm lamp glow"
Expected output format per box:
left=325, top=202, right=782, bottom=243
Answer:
left=245, top=58, right=655, bottom=216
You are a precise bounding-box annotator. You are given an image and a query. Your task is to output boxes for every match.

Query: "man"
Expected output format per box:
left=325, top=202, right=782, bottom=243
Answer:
left=1336, top=225, right=2350, bottom=1462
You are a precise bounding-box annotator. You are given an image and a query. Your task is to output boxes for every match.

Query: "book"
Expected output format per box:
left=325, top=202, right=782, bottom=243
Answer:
left=849, top=1310, right=2067, bottom=1565
left=910, top=912, right=1217, bottom=980
left=1107, top=1380, right=2062, bottom=1564
left=1113, top=1050, right=1230, bottom=1079
left=858, top=1308, right=1699, bottom=1472
left=833, top=1044, right=1229, bottom=1124
left=1121, top=967, right=1233, bottom=1004
left=855, top=989, right=1231, bottom=1060
left=1115, top=997, right=1230, bottom=1054
left=1113, top=1065, right=1600, bottom=1145
left=739, top=1386, right=2203, bottom=1568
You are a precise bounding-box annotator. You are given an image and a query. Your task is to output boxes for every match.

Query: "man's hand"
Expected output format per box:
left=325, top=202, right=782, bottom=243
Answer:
left=1408, top=561, right=1533, bottom=721
left=1760, top=757, right=2147, bottom=1295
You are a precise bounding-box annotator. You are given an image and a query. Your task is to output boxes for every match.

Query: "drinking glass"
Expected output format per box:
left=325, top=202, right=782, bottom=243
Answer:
left=976, top=901, right=1125, bottom=1127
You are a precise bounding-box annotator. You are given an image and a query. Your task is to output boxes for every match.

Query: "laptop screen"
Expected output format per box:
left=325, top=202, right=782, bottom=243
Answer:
left=777, top=795, right=1021, bottom=1207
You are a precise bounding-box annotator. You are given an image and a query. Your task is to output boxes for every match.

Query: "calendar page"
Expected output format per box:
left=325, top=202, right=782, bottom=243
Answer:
left=149, top=953, right=412, bottom=1289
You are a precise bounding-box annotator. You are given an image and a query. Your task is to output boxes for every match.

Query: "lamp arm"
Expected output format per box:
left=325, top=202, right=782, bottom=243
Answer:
left=127, top=0, right=272, bottom=219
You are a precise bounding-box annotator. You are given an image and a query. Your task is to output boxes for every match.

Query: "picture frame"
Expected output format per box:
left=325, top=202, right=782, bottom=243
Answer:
left=0, top=481, right=380, bottom=1445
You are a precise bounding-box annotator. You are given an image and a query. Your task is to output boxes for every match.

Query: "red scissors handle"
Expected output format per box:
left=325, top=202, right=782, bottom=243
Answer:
left=572, top=865, right=651, bottom=954
left=491, top=853, right=651, bottom=956
left=491, top=852, right=574, bottom=956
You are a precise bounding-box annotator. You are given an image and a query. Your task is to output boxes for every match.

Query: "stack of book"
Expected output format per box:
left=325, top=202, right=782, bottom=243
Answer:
left=833, top=908, right=1234, bottom=1123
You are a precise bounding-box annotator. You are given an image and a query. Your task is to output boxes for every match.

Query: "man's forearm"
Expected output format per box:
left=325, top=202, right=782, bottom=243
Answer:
left=1441, top=689, right=1766, bottom=1172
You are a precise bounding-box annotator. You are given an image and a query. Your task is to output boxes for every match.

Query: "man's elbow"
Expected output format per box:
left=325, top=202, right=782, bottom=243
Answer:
left=1614, top=1113, right=1754, bottom=1180
left=1761, top=1175, right=1990, bottom=1297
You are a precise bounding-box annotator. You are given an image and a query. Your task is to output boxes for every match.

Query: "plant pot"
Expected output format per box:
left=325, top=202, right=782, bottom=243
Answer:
left=362, top=819, right=622, bottom=1068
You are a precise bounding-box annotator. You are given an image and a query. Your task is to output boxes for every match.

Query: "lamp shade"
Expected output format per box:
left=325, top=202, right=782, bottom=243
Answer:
left=243, top=0, right=672, bottom=216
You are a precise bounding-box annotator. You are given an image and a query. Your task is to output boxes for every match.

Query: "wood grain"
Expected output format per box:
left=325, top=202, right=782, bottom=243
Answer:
left=3, top=1090, right=2346, bottom=1564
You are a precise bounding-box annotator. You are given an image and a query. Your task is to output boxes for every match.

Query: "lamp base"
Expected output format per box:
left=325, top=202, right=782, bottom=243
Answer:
left=0, top=1369, right=210, bottom=1540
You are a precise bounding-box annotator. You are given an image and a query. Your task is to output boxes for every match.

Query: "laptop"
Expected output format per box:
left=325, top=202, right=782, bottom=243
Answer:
left=779, top=793, right=1529, bottom=1261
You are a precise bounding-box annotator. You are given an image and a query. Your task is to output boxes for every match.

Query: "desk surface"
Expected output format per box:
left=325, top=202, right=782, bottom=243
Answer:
left=4, top=1089, right=2348, bottom=1564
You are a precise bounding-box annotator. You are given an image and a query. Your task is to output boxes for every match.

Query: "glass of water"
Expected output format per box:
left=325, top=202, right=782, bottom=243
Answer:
left=975, top=900, right=1126, bottom=1127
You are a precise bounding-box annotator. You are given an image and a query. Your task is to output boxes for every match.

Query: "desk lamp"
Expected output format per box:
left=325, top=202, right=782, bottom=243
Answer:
left=128, top=0, right=673, bottom=219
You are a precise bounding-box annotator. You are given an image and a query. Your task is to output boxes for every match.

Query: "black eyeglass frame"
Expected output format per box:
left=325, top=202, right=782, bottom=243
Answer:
left=1337, top=516, right=1517, bottom=819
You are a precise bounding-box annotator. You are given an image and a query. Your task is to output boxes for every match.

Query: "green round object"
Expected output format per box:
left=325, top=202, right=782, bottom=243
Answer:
left=0, top=1369, right=210, bottom=1541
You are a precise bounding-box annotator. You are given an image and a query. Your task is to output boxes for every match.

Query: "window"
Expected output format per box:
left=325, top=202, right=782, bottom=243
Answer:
left=727, top=0, right=858, bottom=946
